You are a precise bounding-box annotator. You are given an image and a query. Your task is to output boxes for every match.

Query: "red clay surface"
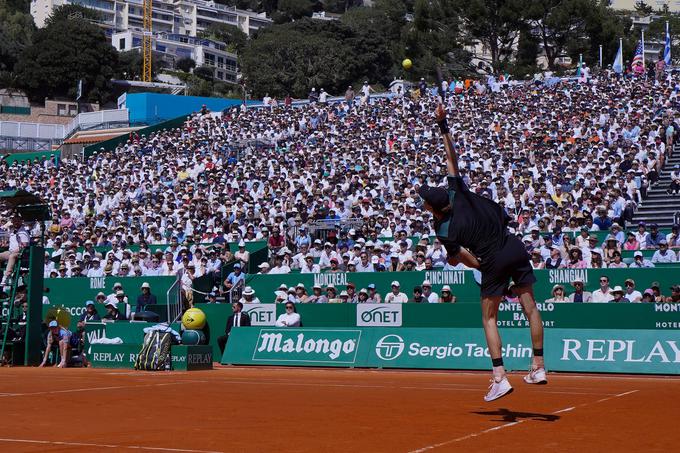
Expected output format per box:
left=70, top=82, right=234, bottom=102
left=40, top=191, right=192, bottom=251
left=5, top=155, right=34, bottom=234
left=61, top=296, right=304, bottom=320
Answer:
left=0, top=366, right=677, bottom=452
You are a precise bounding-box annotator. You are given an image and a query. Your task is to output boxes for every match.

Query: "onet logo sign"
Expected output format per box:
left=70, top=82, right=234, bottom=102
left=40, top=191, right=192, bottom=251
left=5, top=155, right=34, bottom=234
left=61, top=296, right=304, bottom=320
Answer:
left=243, top=304, right=276, bottom=326
left=357, top=304, right=402, bottom=327
left=375, top=334, right=405, bottom=360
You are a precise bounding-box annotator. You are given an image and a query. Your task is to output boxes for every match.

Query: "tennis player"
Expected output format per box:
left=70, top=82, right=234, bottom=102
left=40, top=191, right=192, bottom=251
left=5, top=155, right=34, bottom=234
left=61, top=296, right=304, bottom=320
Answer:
left=418, top=105, right=547, bottom=401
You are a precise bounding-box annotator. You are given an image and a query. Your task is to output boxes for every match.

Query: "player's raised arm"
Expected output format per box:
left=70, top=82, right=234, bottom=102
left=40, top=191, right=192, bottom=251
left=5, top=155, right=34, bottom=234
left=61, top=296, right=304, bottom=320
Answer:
left=435, top=104, right=459, bottom=177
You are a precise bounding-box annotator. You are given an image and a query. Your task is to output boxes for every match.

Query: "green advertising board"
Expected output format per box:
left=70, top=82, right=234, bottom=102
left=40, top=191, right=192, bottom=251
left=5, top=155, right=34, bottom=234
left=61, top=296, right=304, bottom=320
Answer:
left=89, top=344, right=212, bottom=370
left=44, top=276, right=177, bottom=308
left=244, top=267, right=679, bottom=304
left=222, top=327, right=680, bottom=375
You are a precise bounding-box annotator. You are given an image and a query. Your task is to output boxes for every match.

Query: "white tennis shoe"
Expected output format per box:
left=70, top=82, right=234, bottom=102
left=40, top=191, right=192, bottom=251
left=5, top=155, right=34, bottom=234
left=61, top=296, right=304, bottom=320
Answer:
left=484, top=376, right=513, bottom=402
left=523, top=367, right=548, bottom=385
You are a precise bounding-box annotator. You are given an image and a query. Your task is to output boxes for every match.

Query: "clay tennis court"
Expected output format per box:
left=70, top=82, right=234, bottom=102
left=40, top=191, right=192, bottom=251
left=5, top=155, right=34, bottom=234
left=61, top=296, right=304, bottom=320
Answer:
left=0, top=366, right=677, bottom=452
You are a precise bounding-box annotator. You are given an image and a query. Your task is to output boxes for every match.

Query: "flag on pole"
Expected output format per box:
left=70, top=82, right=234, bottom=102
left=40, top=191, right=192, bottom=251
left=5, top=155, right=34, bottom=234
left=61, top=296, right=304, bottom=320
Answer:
left=632, top=40, right=644, bottom=68
left=664, top=22, right=672, bottom=66
left=613, top=40, right=623, bottom=74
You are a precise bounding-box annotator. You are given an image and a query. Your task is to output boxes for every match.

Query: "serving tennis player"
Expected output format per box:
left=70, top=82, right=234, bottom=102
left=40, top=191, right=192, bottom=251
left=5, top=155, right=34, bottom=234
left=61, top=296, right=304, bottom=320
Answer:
left=418, top=105, right=547, bottom=402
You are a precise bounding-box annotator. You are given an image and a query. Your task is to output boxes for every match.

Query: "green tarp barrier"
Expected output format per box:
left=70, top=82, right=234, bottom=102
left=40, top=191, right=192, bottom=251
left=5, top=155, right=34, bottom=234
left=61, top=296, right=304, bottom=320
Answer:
left=222, top=327, right=680, bottom=374
left=243, top=267, right=680, bottom=304
left=83, top=115, right=187, bottom=158
left=4, top=150, right=60, bottom=165
left=44, top=276, right=177, bottom=308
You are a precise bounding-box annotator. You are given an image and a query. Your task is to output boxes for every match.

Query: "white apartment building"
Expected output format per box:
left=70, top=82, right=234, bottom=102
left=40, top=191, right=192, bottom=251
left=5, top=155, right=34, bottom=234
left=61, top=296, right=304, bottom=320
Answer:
left=31, top=0, right=271, bottom=36
left=112, top=30, right=238, bottom=82
left=610, top=0, right=680, bottom=12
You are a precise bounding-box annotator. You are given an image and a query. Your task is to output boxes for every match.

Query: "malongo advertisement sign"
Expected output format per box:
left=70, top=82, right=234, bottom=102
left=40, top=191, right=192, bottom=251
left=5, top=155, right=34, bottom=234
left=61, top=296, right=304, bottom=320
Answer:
left=252, top=329, right=362, bottom=365
left=223, top=327, right=680, bottom=374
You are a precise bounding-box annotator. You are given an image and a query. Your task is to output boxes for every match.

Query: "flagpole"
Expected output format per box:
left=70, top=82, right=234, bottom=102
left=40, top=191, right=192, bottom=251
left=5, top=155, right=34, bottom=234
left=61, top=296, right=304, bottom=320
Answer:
left=668, top=21, right=672, bottom=67
left=641, top=29, right=645, bottom=70
left=599, top=45, right=603, bottom=68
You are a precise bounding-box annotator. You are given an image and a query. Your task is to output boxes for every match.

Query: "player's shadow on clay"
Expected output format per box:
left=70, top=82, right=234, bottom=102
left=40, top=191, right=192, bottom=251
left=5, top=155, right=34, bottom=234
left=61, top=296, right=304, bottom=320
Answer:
left=472, top=408, right=560, bottom=423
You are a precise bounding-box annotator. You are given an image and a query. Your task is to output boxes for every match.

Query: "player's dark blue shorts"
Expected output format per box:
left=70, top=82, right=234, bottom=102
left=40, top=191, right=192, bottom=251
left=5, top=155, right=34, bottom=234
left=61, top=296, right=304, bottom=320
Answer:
left=480, top=234, right=536, bottom=297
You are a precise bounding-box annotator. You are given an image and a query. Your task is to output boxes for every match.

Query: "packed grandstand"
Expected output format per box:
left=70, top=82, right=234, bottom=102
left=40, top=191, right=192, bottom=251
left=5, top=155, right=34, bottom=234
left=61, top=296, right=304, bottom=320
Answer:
left=1, top=71, right=679, bottom=305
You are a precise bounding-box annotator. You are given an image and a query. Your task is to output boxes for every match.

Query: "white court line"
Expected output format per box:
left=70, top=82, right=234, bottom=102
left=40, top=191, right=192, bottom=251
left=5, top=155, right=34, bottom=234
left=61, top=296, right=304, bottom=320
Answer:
left=406, top=389, right=640, bottom=452
left=0, top=438, right=223, bottom=453
left=594, top=389, right=639, bottom=403
left=552, top=406, right=575, bottom=414
left=0, top=381, right=201, bottom=398
left=408, top=421, right=526, bottom=452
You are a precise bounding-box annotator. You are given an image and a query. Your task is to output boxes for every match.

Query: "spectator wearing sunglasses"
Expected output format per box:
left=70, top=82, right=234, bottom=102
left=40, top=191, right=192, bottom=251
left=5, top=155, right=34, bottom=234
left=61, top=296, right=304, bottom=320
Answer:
left=591, top=275, right=614, bottom=303
left=275, top=302, right=301, bottom=327
left=568, top=278, right=592, bottom=303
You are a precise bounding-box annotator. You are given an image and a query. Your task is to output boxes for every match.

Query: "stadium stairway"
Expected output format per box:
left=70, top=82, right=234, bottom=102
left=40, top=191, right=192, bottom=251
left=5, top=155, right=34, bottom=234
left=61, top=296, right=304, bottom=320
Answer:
left=632, top=146, right=680, bottom=229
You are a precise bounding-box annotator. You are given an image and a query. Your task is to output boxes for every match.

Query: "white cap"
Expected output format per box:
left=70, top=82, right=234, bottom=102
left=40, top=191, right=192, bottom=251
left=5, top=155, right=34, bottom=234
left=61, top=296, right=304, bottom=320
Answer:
left=243, top=286, right=255, bottom=296
left=141, top=282, right=150, bottom=289
left=258, top=262, right=270, bottom=269
left=422, top=280, right=431, bottom=286
left=391, top=281, right=400, bottom=287
left=441, top=285, right=451, bottom=292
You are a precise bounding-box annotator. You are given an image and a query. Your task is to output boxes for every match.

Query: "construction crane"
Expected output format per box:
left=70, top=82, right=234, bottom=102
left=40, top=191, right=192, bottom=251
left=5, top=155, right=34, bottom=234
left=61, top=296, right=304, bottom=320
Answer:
left=142, top=0, right=153, bottom=82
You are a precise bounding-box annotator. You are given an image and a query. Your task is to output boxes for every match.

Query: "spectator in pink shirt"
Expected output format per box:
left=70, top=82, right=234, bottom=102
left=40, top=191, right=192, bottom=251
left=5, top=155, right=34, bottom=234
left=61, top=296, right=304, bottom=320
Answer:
left=623, top=232, right=640, bottom=251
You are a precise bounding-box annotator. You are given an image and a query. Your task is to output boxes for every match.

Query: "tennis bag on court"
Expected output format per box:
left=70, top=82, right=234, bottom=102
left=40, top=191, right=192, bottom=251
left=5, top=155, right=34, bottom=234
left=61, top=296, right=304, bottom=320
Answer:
left=134, top=330, right=173, bottom=371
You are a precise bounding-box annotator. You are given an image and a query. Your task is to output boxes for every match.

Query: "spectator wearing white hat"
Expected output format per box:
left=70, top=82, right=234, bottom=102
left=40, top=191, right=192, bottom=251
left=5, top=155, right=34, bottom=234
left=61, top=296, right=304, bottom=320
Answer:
left=546, top=284, right=568, bottom=303
left=384, top=281, right=408, bottom=304
left=239, top=286, right=261, bottom=304
left=568, top=278, right=592, bottom=303
left=234, top=241, right=250, bottom=268
left=135, top=282, right=157, bottom=313
left=307, top=284, right=324, bottom=303
left=440, top=285, right=456, bottom=303
left=319, top=242, right=339, bottom=269
left=629, top=251, right=654, bottom=268
left=257, top=262, right=271, bottom=274
left=103, top=300, right=126, bottom=321
left=611, top=286, right=629, bottom=303
left=294, top=283, right=309, bottom=303
left=106, top=282, right=126, bottom=306
left=421, top=280, right=439, bottom=303
left=86, top=257, right=104, bottom=277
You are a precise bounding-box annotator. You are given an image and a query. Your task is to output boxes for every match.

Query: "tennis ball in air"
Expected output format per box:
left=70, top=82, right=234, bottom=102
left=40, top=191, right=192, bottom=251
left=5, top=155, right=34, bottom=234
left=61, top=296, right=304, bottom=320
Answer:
left=402, top=59, right=413, bottom=70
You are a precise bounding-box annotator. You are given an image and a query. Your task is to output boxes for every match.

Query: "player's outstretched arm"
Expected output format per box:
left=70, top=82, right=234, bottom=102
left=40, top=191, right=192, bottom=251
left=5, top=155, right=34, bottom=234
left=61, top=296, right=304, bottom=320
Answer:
left=435, top=104, right=460, bottom=177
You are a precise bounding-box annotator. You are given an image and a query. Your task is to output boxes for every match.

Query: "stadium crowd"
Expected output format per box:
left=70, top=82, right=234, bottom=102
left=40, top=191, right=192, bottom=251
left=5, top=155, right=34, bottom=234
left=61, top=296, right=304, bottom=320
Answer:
left=1, top=71, right=680, bottom=301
